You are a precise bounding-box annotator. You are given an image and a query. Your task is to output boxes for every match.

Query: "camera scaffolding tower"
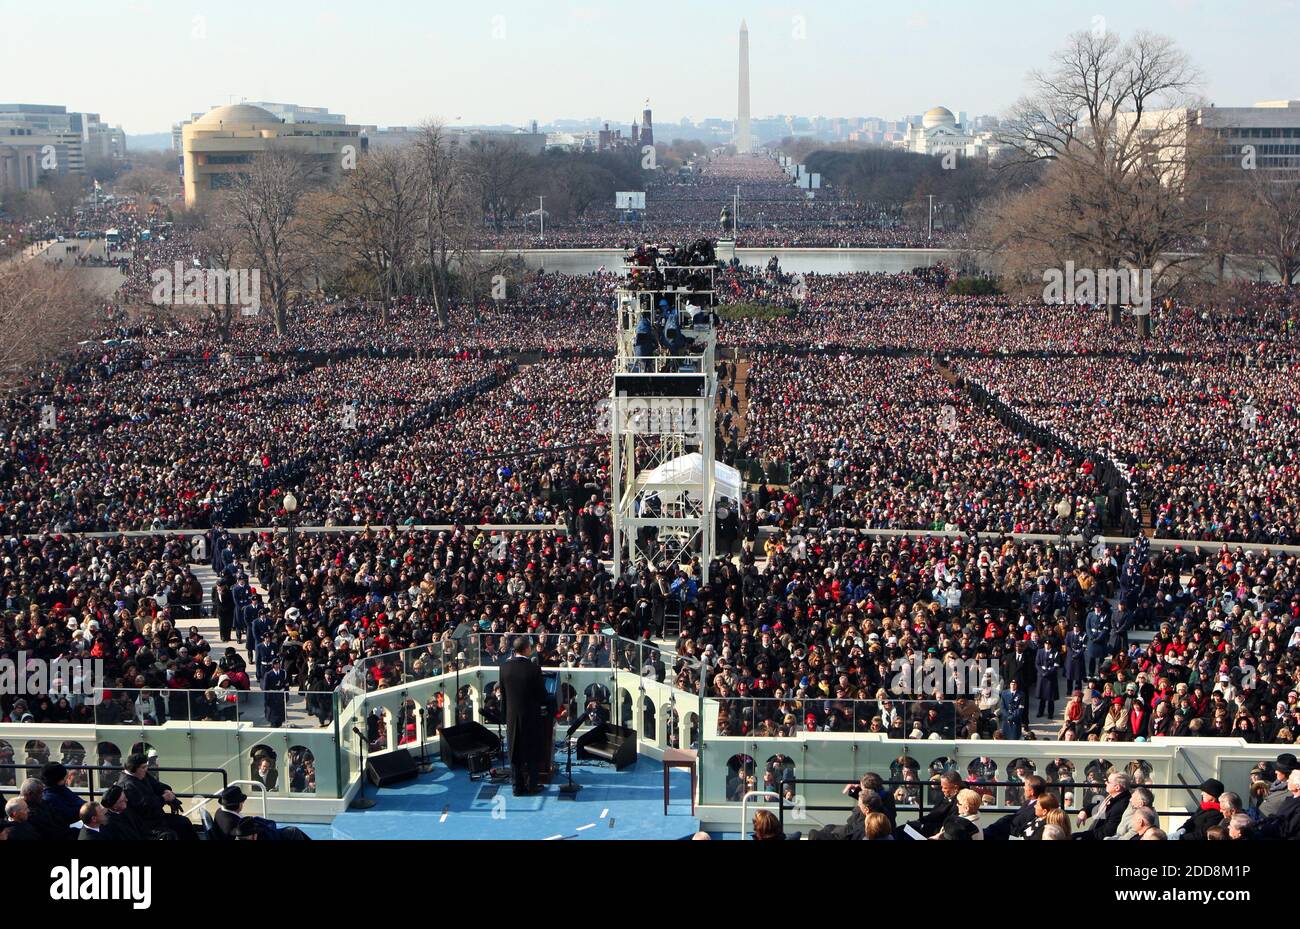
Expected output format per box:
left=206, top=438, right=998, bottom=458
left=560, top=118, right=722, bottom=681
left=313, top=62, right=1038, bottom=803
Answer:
left=609, top=265, right=721, bottom=584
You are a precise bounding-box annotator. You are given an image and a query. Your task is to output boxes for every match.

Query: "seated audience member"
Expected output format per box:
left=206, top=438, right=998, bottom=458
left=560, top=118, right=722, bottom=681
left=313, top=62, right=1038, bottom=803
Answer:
left=100, top=785, right=146, bottom=841
left=77, top=802, right=109, bottom=840
left=1074, top=772, right=1131, bottom=839
left=1179, top=778, right=1226, bottom=840
left=862, top=812, right=894, bottom=840
left=214, top=785, right=310, bottom=841
left=116, top=753, right=197, bottom=841
left=19, top=778, right=70, bottom=840
left=2, top=798, right=40, bottom=841
left=986, top=774, right=1046, bottom=840
left=1107, top=787, right=1154, bottom=840
left=810, top=773, right=890, bottom=840
left=908, top=770, right=962, bottom=838
left=751, top=809, right=784, bottom=841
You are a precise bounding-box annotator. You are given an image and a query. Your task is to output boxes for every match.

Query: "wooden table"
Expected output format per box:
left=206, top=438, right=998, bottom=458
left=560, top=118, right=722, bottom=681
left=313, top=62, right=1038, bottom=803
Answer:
left=662, top=747, right=698, bottom=815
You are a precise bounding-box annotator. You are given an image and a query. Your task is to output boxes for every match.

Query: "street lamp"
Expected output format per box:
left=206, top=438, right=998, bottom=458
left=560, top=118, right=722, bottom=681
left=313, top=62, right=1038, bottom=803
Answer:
left=1054, top=497, right=1072, bottom=571
left=283, top=491, right=299, bottom=565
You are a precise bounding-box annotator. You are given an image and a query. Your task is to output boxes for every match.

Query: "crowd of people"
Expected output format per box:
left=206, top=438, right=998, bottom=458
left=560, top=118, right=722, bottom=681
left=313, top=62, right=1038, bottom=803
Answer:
left=2, top=161, right=1298, bottom=850
left=474, top=155, right=949, bottom=249
left=956, top=356, right=1298, bottom=543
left=741, top=353, right=1110, bottom=534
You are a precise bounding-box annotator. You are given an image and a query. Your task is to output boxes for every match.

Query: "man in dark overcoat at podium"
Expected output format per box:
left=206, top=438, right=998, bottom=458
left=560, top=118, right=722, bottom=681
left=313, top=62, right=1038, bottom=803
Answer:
left=499, top=636, right=548, bottom=796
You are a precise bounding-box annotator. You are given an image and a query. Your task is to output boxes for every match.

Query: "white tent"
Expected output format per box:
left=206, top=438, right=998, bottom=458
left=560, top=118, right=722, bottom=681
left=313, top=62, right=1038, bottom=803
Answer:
left=638, top=452, right=740, bottom=504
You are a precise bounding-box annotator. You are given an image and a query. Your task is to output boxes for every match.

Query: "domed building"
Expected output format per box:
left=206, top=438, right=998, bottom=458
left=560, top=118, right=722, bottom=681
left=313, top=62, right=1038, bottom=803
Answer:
left=182, top=102, right=363, bottom=207
left=921, top=106, right=958, bottom=131
left=896, top=105, right=1003, bottom=161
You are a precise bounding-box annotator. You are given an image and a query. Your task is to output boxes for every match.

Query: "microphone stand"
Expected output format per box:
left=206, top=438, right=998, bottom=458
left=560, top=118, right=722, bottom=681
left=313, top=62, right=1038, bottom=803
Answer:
left=350, top=725, right=376, bottom=809
left=558, top=736, right=582, bottom=797
left=416, top=707, right=433, bottom=774
left=493, top=694, right=506, bottom=765
left=558, top=711, right=590, bottom=797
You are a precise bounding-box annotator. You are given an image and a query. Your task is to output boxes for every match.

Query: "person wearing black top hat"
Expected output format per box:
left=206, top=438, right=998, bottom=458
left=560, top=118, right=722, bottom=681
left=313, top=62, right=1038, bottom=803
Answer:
left=1179, top=778, right=1226, bottom=840
left=117, top=753, right=197, bottom=840
left=215, top=785, right=310, bottom=841
left=101, top=785, right=146, bottom=841
left=1259, top=753, right=1296, bottom=818
left=212, top=785, right=246, bottom=840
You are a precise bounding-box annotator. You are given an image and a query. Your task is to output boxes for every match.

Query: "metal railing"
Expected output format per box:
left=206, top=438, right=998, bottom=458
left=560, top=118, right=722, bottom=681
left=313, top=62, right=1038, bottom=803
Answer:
left=0, top=763, right=229, bottom=808
left=766, top=776, right=1203, bottom=834
left=184, top=778, right=268, bottom=821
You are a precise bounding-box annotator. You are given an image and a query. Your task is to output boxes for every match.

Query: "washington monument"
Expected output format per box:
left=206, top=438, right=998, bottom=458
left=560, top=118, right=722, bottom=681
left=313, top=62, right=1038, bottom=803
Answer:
left=736, top=19, right=752, bottom=153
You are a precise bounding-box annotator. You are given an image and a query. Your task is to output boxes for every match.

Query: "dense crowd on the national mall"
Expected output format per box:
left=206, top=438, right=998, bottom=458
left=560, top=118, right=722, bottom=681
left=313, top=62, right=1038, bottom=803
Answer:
left=2, top=155, right=1299, bottom=842
left=474, top=155, right=950, bottom=249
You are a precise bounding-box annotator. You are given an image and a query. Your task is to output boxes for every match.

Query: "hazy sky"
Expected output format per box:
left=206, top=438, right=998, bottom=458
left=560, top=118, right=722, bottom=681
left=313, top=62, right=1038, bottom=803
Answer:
left=3, top=0, right=1296, bottom=133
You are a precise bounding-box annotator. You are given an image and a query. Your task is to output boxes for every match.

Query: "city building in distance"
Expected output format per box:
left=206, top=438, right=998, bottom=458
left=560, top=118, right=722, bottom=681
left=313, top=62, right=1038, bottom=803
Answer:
left=896, top=106, right=1006, bottom=160
left=181, top=103, right=363, bottom=207
left=361, top=124, right=547, bottom=155
left=243, top=102, right=348, bottom=125
left=1119, top=99, right=1300, bottom=180
left=0, top=103, right=126, bottom=190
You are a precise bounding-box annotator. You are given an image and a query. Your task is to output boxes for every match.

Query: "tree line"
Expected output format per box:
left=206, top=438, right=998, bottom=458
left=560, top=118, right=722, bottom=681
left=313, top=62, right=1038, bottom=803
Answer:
left=183, top=124, right=671, bottom=336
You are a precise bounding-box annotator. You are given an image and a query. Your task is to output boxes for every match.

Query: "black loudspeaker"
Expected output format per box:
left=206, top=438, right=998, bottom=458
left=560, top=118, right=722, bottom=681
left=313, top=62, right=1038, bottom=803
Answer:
left=438, top=721, right=502, bottom=768
left=467, top=751, right=493, bottom=776
left=576, top=723, right=638, bottom=771
left=366, top=749, right=419, bottom=787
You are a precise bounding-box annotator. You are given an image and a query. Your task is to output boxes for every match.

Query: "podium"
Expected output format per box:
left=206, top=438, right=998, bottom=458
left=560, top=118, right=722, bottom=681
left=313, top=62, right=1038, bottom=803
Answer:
left=538, top=714, right=556, bottom=783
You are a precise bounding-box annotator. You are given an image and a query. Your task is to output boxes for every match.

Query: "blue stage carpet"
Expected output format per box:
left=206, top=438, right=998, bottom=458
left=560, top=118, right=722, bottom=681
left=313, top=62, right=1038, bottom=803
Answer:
left=292, top=755, right=700, bottom=840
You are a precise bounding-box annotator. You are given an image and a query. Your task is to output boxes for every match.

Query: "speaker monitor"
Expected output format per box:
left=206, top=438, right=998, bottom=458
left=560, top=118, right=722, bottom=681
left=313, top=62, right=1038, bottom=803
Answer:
left=366, top=749, right=419, bottom=787
left=576, top=723, right=638, bottom=771
left=438, top=721, right=502, bottom=768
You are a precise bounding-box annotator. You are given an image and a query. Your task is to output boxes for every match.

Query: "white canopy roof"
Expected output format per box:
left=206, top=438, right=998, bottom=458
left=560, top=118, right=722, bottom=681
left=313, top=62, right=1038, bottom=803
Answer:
left=638, top=452, right=740, bottom=503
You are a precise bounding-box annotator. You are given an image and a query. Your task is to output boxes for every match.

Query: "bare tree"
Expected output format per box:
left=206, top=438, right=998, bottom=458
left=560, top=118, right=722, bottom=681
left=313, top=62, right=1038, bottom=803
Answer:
left=1241, top=169, right=1300, bottom=287
left=321, top=147, right=424, bottom=324
left=556, top=160, right=615, bottom=219
left=41, top=173, right=85, bottom=229
left=412, top=122, right=478, bottom=327
left=225, top=149, right=317, bottom=335
left=1182, top=132, right=1257, bottom=286
left=472, top=141, right=533, bottom=233
left=0, top=261, right=97, bottom=385
left=118, top=168, right=177, bottom=210
left=0, top=186, right=56, bottom=225
left=192, top=193, right=246, bottom=342
left=993, top=29, right=1203, bottom=330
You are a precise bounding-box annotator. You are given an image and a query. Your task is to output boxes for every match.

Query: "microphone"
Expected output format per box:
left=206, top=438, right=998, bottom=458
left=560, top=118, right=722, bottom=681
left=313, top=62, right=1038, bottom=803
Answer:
left=564, top=708, right=595, bottom=740
left=352, top=726, right=365, bottom=740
